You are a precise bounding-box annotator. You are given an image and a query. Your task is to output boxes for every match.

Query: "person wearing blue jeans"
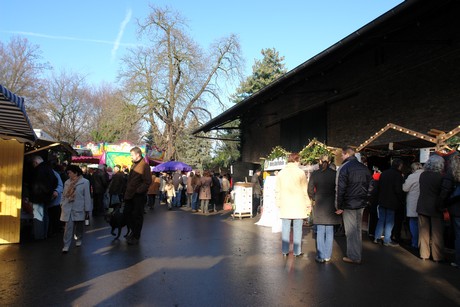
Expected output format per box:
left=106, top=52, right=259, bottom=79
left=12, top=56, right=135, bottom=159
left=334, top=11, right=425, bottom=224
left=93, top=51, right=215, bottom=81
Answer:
left=403, top=162, right=423, bottom=249
left=191, top=192, right=199, bottom=211
left=374, top=206, right=396, bottom=245
left=316, top=225, right=334, bottom=261
left=276, top=153, right=311, bottom=257
left=173, top=187, right=182, bottom=207
left=308, top=155, right=341, bottom=263
left=374, top=158, right=404, bottom=247
left=281, top=219, right=303, bottom=255
left=409, top=217, right=419, bottom=248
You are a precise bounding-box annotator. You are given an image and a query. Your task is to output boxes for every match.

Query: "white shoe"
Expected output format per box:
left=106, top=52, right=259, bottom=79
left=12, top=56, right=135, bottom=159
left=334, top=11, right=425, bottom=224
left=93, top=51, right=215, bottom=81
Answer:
left=62, top=247, right=69, bottom=254
left=75, top=240, right=82, bottom=247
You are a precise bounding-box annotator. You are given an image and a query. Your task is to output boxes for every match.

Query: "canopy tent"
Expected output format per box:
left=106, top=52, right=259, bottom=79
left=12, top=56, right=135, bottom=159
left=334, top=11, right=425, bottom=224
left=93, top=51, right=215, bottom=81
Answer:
left=153, top=160, right=192, bottom=172
left=0, top=84, right=36, bottom=143
left=25, top=138, right=77, bottom=156
left=71, top=152, right=161, bottom=167
left=71, top=155, right=100, bottom=164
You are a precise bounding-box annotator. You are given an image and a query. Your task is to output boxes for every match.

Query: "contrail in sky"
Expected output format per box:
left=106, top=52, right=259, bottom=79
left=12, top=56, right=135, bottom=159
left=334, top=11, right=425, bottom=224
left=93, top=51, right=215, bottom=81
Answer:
left=1, top=30, right=138, bottom=47
left=112, top=8, right=133, bottom=61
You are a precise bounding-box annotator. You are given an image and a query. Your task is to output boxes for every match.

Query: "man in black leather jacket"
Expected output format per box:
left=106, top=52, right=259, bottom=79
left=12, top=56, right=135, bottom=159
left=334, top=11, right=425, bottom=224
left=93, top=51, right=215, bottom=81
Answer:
left=336, top=147, right=371, bottom=264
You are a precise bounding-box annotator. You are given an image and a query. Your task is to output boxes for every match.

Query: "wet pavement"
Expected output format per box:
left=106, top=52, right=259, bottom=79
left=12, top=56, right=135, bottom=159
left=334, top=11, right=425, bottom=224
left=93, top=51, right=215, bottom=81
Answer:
left=1, top=204, right=460, bottom=307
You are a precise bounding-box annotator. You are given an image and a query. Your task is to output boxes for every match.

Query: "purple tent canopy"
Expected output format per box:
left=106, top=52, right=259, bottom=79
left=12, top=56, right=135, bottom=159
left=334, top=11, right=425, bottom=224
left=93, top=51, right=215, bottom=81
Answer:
left=153, top=160, right=192, bottom=172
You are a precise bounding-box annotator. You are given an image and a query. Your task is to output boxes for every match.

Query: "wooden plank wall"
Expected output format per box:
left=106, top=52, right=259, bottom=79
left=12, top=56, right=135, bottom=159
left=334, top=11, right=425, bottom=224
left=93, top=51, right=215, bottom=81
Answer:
left=0, top=139, right=24, bottom=244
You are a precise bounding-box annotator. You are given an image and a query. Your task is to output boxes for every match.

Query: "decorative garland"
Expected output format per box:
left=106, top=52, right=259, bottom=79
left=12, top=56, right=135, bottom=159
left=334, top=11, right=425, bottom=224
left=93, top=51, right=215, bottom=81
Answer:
left=266, top=146, right=290, bottom=160
left=447, top=136, right=460, bottom=147
left=299, top=139, right=334, bottom=165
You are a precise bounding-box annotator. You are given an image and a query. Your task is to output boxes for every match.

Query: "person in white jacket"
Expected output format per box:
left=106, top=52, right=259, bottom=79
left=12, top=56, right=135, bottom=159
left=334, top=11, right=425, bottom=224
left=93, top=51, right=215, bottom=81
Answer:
left=60, top=165, right=92, bottom=253
left=402, top=162, right=423, bottom=249
left=276, top=152, right=311, bottom=257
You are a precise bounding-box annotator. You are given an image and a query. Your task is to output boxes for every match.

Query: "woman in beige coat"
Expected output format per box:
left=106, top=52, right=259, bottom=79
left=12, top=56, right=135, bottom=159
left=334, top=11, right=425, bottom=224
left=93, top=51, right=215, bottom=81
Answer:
left=276, top=153, right=311, bottom=257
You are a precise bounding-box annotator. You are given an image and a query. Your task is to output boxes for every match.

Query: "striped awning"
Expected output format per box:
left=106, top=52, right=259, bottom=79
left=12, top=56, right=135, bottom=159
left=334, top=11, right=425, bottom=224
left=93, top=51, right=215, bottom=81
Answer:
left=0, top=84, right=36, bottom=143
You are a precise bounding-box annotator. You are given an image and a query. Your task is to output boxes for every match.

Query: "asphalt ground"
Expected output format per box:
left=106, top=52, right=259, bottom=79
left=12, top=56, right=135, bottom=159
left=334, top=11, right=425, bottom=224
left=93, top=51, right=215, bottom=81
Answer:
left=1, top=204, right=460, bottom=307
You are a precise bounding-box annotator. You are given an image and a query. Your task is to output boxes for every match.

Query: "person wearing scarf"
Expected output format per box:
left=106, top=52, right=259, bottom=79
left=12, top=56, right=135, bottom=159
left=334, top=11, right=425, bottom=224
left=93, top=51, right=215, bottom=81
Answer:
left=60, top=165, right=92, bottom=254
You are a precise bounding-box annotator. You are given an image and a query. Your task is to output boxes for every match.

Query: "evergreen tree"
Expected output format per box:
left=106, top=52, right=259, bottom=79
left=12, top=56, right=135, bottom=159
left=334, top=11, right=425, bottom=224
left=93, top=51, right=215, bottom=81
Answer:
left=211, top=48, right=288, bottom=167
left=176, top=119, right=212, bottom=170
left=232, top=48, right=287, bottom=103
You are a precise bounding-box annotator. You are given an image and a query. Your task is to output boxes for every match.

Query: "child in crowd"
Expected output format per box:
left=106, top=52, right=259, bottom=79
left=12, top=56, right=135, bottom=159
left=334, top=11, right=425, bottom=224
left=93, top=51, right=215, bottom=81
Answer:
left=164, top=179, right=176, bottom=210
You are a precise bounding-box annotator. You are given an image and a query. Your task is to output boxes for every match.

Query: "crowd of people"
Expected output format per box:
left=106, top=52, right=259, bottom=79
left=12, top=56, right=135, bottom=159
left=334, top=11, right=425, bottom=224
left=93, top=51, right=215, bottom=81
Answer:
left=21, top=145, right=460, bottom=267
left=276, top=147, right=460, bottom=268
left=150, top=170, right=231, bottom=214
left=21, top=147, right=234, bottom=252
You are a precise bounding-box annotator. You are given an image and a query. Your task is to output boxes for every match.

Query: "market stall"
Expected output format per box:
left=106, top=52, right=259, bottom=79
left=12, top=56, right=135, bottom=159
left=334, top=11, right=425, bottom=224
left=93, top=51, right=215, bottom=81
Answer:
left=0, top=84, right=36, bottom=244
left=355, top=122, right=460, bottom=172
left=356, top=123, right=460, bottom=152
left=232, top=182, right=253, bottom=219
left=72, top=142, right=160, bottom=168
left=256, top=141, right=337, bottom=229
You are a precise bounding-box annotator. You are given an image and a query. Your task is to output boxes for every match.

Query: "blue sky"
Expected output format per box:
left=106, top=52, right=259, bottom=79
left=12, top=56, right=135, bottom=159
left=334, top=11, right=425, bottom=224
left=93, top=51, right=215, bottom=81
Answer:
left=1, top=0, right=403, bottom=101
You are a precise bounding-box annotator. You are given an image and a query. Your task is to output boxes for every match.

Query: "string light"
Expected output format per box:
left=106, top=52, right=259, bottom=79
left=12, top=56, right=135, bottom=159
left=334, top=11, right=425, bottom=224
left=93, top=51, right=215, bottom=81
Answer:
left=356, top=122, right=447, bottom=151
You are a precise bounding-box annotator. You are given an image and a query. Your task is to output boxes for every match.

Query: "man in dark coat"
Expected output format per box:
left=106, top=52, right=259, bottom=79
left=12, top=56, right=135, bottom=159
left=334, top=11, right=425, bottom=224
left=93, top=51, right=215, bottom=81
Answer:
left=124, top=147, right=152, bottom=245
left=108, top=165, right=125, bottom=207
left=210, top=173, right=221, bottom=212
left=92, top=165, right=108, bottom=216
left=29, top=155, right=58, bottom=239
left=374, top=158, right=405, bottom=246
left=308, top=155, right=341, bottom=262
left=336, top=147, right=371, bottom=264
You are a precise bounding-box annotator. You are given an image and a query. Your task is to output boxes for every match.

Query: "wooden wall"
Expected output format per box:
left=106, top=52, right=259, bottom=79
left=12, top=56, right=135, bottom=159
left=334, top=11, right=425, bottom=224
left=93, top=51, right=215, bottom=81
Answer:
left=0, top=139, right=24, bottom=244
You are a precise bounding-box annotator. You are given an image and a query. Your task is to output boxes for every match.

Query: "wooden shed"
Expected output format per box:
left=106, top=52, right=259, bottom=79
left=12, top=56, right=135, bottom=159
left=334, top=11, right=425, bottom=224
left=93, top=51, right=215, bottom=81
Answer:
left=0, top=84, right=36, bottom=244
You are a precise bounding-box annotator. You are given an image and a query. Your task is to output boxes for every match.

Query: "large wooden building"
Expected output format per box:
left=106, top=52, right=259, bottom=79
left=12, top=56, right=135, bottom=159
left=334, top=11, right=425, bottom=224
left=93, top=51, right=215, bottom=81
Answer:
left=195, top=0, right=460, bottom=165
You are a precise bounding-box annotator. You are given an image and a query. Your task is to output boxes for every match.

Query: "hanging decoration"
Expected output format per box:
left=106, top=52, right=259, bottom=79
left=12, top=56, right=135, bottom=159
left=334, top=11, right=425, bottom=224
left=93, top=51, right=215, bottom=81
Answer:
left=356, top=123, right=460, bottom=152
left=299, top=139, right=335, bottom=165
left=266, top=146, right=290, bottom=160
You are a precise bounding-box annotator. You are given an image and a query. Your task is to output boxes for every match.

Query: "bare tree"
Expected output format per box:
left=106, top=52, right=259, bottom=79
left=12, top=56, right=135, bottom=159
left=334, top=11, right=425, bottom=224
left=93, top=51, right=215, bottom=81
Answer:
left=119, top=5, right=243, bottom=160
left=0, top=35, right=50, bottom=110
left=88, top=83, right=144, bottom=144
left=34, top=70, right=91, bottom=143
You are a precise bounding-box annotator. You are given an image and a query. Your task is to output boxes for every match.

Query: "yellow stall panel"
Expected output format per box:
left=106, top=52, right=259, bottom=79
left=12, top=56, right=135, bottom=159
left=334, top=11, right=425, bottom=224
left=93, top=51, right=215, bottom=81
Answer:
left=0, top=139, right=24, bottom=244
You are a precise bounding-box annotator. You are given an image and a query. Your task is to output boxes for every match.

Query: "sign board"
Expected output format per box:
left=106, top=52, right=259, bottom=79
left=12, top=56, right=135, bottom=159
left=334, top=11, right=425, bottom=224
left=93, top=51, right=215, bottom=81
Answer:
left=420, top=148, right=435, bottom=163
left=264, top=157, right=287, bottom=171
